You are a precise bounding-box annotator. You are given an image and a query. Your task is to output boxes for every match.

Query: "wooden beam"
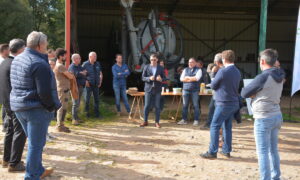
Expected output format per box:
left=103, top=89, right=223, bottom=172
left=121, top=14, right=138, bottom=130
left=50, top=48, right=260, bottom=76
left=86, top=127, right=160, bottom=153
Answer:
left=65, top=0, right=71, bottom=68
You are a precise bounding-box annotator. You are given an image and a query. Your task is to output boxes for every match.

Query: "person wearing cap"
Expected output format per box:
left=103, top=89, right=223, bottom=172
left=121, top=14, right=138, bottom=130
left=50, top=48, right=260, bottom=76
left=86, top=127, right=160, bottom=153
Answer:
left=0, top=39, right=26, bottom=172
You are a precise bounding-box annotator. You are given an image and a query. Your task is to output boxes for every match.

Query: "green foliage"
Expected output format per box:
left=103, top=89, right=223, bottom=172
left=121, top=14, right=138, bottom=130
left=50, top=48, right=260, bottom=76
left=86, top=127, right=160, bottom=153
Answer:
left=0, top=0, right=33, bottom=43
left=27, top=0, right=65, bottom=48
left=0, top=0, right=65, bottom=48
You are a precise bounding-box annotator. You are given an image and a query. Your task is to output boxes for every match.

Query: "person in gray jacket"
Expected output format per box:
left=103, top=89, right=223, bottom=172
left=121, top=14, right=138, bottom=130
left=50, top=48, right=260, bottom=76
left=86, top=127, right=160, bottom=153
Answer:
left=241, top=49, right=285, bottom=180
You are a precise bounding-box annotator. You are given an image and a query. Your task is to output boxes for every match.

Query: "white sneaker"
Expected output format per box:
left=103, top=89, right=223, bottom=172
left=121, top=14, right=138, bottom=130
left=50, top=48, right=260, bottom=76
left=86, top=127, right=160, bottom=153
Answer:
left=177, top=119, right=188, bottom=125
left=193, top=121, right=199, bottom=126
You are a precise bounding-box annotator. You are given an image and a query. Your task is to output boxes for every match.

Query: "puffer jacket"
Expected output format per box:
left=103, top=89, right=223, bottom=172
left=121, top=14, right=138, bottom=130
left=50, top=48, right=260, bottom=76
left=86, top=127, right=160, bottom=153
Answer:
left=10, top=48, right=56, bottom=112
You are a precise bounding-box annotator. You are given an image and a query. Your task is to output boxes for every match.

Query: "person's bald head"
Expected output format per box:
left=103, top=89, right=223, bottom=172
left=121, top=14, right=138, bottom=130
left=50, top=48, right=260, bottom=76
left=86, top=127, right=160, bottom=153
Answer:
left=89, top=51, right=97, bottom=64
left=72, top=53, right=81, bottom=65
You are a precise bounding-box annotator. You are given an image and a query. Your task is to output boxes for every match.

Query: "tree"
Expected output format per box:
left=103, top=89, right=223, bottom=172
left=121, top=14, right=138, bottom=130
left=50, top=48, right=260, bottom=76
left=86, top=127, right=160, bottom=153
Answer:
left=0, top=0, right=33, bottom=43
left=27, top=0, right=65, bottom=48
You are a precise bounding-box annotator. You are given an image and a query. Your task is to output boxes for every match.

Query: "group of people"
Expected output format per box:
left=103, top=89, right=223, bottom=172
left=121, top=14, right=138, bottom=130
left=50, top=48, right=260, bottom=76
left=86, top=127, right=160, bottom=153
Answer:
left=0, top=30, right=285, bottom=180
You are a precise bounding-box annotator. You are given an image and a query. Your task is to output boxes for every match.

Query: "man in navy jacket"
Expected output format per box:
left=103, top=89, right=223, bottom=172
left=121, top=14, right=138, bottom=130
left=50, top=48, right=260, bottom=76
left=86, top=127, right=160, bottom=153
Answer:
left=10, top=31, right=59, bottom=179
left=140, top=53, right=166, bottom=128
left=201, top=50, right=241, bottom=159
left=68, top=53, right=87, bottom=125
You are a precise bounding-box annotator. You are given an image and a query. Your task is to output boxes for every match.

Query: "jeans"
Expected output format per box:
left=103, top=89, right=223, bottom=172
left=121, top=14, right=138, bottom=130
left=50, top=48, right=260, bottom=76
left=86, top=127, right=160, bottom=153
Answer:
left=160, top=96, right=165, bottom=111
left=113, top=84, right=130, bottom=113
left=206, top=98, right=215, bottom=127
left=144, top=91, right=161, bottom=123
left=182, top=90, right=200, bottom=121
left=254, top=114, right=283, bottom=180
left=85, top=86, right=100, bottom=117
left=3, top=106, right=26, bottom=166
left=72, top=86, right=84, bottom=120
left=15, top=108, right=53, bottom=180
left=209, top=105, right=239, bottom=154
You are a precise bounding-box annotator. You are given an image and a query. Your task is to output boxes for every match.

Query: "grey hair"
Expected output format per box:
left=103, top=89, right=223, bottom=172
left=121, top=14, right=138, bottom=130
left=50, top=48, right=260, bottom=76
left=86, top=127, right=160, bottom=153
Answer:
left=71, top=53, right=80, bottom=62
left=214, top=53, right=222, bottom=64
left=9, top=39, right=25, bottom=54
left=26, top=31, right=47, bottom=49
left=89, top=51, right=97, bottom=57
left=259, top=49, right=278, bottom=66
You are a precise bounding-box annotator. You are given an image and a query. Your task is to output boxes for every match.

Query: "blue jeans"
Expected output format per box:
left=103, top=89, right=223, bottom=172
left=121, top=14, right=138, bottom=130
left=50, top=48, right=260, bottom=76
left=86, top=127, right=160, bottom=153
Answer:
left=182, top=90, right=200, bottom=121
left=72, top=86, right=84, bottom=120
left=209, top=105, right=239, bottom=154
left=254, top=114, right=282, bottom=180
left=144, top=91, right=161, bottom=123
left=113, top=84, right=130, bottom=113
left=15, top=108, right=53, bottom=180
left=206, top=98, right=215, bottom=126
left=85, top=86, right=100, bottom=117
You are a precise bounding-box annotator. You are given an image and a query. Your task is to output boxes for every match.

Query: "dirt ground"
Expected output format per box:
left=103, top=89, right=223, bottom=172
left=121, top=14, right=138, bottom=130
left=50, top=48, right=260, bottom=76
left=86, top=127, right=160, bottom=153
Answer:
left=0, top=96, right=300, bottom=180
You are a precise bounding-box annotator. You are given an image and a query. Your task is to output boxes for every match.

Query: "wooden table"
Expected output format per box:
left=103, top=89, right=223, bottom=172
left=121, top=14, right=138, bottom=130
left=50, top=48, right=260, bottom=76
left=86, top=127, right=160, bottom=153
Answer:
left=162, top=92, right=212, bottom=121
left=127, top=91, right=212, bottom=121
left=128, top=92, right=145, bottom=120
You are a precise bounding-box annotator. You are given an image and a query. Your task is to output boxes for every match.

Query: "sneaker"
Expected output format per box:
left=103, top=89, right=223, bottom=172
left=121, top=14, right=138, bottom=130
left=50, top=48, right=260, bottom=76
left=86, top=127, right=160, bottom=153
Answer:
left=177, top=119, right=187, bottom=125
left=72, top=120, right=79, bottom=126
left=8, top=161, right=25, bottom=172
left=193, top=121, right=199, bottom=126
left=56, top=126, right=71, bottom=133
left=220, top=151, right=231, bottom=159
left=1, top=160, right=8, bottom=168
left=40, top=167, right=54, bottom=179
left=48, top=133, right=57, bottom=139
left=200, top=124, right=210, bottom=130
left=200, top=152, right=217, bottom=159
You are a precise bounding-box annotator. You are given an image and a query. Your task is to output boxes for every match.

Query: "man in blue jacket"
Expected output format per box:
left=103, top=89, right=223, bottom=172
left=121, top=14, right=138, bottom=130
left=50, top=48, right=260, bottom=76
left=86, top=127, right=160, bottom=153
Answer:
left=112, top=54, right=130, bottom=116
left=10, top=31, right=60, bottom=179
left=241, top=49, right=285, bottom=180
left=140, top=53, right=166, bottom=128
left=83, top=52, right=103, bottom=118
left=68, top=53, right=87, bottom=125
left=201, top=50, right=241, bottom=159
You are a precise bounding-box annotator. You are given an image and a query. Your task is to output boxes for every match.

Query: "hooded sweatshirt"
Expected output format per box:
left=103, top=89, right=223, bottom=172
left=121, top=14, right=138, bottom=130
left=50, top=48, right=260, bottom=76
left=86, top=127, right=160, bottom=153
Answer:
left=241, top=67, right=285, bottom=119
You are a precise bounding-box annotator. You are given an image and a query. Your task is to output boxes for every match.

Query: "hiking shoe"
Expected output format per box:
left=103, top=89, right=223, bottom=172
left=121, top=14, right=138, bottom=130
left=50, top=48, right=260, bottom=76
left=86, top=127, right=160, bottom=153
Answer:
left=139, top=121, right=148, bottom=127
left=200, top=152, right=217, bottom=159
left=155, top=123, right=161, bottom=128
left=72, top=120, right=79, bottom=126
left=56, top=126, right=71, bottom=133
left=1, top=160, right=8, bottom=168
left=8, top=161, right=25, bottom=172
left=220, top=151, right=231, bottom=159
left=177, top=119, right=187, bottom=125
left=40, top=167, right=54, bottom=179
left=193, top=121, right=199, bottom=126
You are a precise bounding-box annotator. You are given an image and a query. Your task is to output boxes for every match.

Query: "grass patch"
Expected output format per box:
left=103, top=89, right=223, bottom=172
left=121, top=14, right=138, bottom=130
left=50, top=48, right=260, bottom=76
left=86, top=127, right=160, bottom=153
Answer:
left=282, top=113, right=300, bottom=123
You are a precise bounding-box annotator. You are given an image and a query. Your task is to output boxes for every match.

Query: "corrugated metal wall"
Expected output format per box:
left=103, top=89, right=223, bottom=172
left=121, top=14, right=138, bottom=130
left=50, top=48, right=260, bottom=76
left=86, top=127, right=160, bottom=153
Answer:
left=76, top=4, right=297, bottom=78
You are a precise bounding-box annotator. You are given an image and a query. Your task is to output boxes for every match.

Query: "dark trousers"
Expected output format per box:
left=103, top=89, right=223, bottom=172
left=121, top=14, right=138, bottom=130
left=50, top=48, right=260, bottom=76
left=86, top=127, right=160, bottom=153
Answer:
left=3, top=105, right=26, bottom=166
left=144, top=91, right=161, bottom=123
left=206, top=98, right=215, bottom=127
left=85, top=86, right=100, bottom=117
